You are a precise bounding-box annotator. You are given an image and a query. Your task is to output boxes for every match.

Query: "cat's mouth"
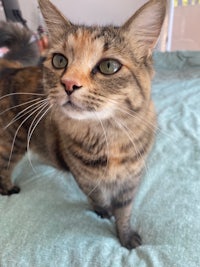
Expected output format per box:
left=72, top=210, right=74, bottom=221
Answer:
left=60, top=98, right=114, bottom=120
left=61, top=99, right=102, bottom=120
left=63, top=100, right=84, bottom=112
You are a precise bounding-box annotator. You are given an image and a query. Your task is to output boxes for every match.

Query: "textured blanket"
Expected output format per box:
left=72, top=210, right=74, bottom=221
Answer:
left=0, top=51, right=200, bottom=267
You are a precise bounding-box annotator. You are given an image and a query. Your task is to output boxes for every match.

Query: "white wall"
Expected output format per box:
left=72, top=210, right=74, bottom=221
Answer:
left=12, top=1, right=200, bottom=51
left=18, top=0, right=39, bottom=31
left=0, top=1, right=6, bottom=21
left=50, top=0, right=147, bottom=25
left=18, top=0, right=147, bottom=32
left=171, top=6, right=200, bottom=51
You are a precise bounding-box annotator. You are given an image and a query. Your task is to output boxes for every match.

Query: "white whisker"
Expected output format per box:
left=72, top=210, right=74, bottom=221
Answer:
left=0, top=98, right=42, bottom=116
left=4, top=99, right=48, bottom=129
left=27, top=104, right=52, bottom=172
left=0, top=92, right=45, bottom=102
left=106, top=97, right=174, bottom=143
left=7, top=101, right=49, bottom=168
left=113, top=118, right=149, bottom=175
left=86, top=112, right=109, bottom=197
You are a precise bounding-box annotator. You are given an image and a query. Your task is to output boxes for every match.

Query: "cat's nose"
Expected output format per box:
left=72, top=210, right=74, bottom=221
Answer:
left=61, top=78, right=82, bottom=95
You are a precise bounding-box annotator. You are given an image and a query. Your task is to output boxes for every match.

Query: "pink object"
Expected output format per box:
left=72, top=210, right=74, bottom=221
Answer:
left=0, top=47, right=10, bottom=58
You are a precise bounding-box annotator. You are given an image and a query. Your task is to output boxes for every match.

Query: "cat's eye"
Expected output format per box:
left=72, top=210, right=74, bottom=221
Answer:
left=52, top=53, right=68, bottom=69
left=98, top=59, right=122, bottom=75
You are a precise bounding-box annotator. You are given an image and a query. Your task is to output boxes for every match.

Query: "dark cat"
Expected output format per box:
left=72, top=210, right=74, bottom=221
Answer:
left=0, top=0, right=166, bottom=249
left=0, top=21, right=40, bottom=66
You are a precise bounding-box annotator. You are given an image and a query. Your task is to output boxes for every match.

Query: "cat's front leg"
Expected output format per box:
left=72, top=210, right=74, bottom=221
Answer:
left=112, top=198, right=142, bottom=249
left=0, top=142, right=24, bottom=195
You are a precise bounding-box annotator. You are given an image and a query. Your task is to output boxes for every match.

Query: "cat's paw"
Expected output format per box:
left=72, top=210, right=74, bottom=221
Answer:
left=121, top=231, right=142, bottom=250
left=0, top=184, right=20, bottom=196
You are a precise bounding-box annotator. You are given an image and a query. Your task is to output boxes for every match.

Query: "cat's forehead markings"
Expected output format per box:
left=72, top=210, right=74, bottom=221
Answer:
left=62, top=40, right=67, bottom=52
left=67, top=28, right=104, bottom=61
left=69, top=28, right=103, bottom=46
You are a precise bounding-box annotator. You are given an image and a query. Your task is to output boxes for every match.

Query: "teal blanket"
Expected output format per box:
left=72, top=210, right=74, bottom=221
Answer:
left=0, top=52, right=200, bottom=267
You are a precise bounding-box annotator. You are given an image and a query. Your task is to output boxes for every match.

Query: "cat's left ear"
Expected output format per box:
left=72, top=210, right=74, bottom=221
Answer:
left=122, top=0, right=167, bottom=60
left=38, top=0, right=72, bottom=42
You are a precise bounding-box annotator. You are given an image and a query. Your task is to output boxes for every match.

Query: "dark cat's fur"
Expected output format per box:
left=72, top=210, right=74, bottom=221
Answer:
left=0, top=0, right=166, bottom=249
left=0, top=21, right=40, bottom=66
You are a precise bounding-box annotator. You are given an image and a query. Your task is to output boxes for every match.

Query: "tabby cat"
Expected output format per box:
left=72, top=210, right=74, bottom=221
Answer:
left=0, top=0, right=166, bottom=249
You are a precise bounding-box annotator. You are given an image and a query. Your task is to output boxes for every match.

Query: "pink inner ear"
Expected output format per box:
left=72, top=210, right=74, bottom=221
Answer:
left=0, top=47, right=10, bottom=58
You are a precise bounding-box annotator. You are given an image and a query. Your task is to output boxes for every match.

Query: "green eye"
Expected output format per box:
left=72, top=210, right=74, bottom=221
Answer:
left=52, top=53, right=68, bottom=69
left=98, top=59, right=121, bottom=75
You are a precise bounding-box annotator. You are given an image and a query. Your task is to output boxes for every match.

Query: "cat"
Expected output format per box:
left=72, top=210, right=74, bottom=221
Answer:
left=0, top=0, right=166, bottom=249
left=0, top=21, right=40, bottom=67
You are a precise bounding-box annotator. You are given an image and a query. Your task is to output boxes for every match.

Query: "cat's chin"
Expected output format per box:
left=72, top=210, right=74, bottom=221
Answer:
left=63, top=101, right=83, bottom=112
left=61, top=102, right=114, bottom=121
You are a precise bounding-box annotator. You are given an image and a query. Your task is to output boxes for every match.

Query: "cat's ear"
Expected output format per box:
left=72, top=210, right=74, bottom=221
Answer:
left=38, top=0, right=72, bottom=42
left=122, top=0, right=166, bottom=60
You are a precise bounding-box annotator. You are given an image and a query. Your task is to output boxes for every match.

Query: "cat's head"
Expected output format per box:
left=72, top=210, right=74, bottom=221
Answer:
left=39, top=0, right=166, bottom=121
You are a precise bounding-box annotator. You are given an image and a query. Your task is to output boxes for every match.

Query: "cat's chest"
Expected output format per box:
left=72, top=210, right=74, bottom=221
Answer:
left=64, top=122, right=129, bottom=157
left=59, top=121, right=140, bottom=181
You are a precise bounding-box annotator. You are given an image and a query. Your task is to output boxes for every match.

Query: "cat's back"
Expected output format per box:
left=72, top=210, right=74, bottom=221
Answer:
left=0, top=61, right=42, bottom=95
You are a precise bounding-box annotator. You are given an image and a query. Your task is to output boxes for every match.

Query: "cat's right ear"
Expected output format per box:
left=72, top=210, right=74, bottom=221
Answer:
left=121, top=0, right=166, bottom=61
left=38, top=0, right=72, bottom=42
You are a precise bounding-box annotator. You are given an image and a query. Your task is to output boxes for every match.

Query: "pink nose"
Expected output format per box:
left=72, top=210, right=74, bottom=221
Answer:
left=61, top=78, right=82, bottom=95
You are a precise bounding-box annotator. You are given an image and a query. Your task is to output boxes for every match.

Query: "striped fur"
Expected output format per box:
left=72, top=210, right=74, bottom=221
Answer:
left=0, top=0, right=166, bottom=249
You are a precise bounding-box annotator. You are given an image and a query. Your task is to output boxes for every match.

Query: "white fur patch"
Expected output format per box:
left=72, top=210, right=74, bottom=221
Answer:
left=61, top=104, right=115, bottom=121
